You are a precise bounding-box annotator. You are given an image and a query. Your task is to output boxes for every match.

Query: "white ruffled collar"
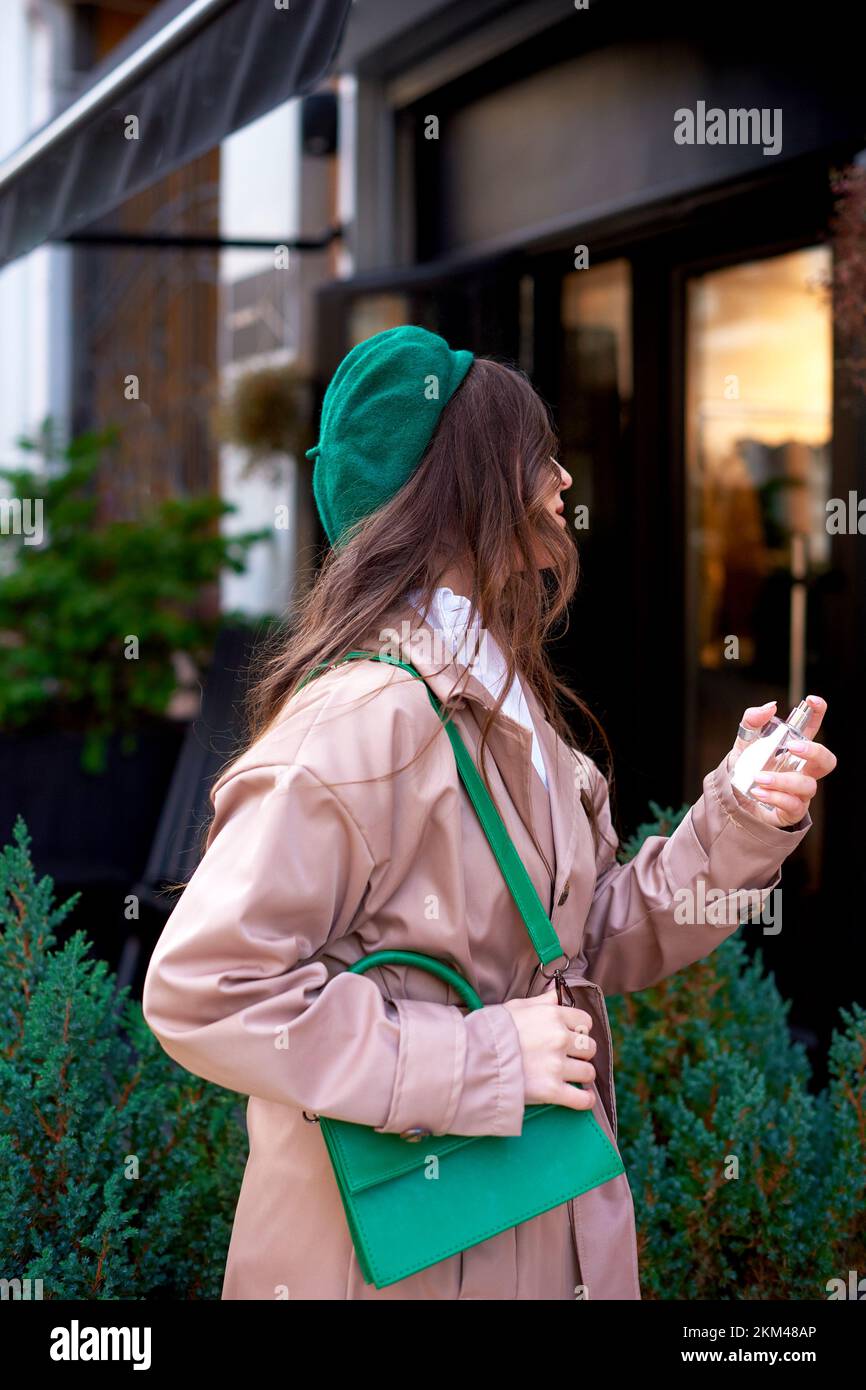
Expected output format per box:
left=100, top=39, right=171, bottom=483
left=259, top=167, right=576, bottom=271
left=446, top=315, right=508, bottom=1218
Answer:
left=406, top=586, right=549, bottom=788
left=407, top=586, right=548, bottom=787
left=408, top=586, right=497, bottom=678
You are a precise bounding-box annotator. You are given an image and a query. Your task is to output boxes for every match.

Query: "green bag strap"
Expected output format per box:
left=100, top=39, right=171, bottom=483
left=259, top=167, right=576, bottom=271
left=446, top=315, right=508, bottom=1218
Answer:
left=299, top=649, right=567, bottom=969
left=348, top=949, right=484, bottom=1011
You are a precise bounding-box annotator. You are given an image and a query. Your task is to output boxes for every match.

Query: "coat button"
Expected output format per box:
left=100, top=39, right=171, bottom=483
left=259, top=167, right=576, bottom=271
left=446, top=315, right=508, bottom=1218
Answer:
left=400, top=1126, right=431, bottom=1142
left=558, top=880, right=571, bottom=906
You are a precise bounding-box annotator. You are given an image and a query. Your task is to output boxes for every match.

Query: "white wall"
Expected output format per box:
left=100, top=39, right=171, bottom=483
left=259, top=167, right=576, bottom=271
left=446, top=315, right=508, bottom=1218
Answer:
left=218, top=441, right=295, bottom=621
left=0, top=0, right=73, bottom=466
left=218, top=99, right=302, bottom=619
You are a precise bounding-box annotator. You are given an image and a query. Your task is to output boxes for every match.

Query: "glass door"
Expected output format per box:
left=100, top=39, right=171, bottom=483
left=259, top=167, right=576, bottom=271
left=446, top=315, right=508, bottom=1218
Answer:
left=684, top=248, right=832, bottom=836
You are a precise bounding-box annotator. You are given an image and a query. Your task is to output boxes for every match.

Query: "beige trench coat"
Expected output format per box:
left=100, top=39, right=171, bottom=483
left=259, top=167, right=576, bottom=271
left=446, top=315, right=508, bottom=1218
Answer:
left=142, top=610, right=811, bottom=1300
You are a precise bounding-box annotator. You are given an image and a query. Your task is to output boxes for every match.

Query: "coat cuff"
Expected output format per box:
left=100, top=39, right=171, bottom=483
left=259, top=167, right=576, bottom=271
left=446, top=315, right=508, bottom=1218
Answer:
left=709, top=750, right=812, bottom=852
left=689, top=750, right=811, bottom=915
left=373, top=1000, right=525, bottom=1139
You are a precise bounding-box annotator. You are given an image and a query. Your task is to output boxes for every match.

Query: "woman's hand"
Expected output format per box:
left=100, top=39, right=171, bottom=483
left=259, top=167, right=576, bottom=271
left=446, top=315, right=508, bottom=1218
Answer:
left=727, top=694, right=837, bottom=828
left=503, top=992, right=597, bottom=1110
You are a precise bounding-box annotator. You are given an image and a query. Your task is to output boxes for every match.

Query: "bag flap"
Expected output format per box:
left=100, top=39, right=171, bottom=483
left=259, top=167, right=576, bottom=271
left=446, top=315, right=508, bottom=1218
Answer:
left=321, top=1102, right=555, bottom=1194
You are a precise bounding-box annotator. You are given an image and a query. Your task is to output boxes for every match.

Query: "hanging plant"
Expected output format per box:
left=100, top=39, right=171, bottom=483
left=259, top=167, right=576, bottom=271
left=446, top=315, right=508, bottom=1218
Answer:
left=215, top=364, right=313, bottom=479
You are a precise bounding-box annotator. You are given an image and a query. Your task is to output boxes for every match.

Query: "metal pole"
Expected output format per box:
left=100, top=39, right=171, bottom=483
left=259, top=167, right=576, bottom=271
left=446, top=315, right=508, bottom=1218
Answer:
left=61, top=228, right=344, bottom=252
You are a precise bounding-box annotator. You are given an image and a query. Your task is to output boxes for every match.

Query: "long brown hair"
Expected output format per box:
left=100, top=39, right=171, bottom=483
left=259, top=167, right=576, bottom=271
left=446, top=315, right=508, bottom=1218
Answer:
left=228, top=354, right=614, bottom=855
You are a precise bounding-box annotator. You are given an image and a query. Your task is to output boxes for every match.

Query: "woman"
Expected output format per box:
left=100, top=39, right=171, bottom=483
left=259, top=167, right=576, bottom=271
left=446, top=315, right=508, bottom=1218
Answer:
left=143, top=325, right=835, bottom=1300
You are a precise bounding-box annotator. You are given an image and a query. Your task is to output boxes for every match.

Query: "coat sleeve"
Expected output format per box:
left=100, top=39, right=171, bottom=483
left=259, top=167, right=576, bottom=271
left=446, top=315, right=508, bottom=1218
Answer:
left=579, top=749, right=811, bottom=996
left=141, top=759, right=526, bottom=1138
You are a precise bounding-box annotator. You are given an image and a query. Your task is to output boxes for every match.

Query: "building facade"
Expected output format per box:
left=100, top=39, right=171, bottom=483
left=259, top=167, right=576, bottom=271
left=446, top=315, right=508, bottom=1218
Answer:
left=0, top=0, right=860, bottom=1049
left=320, top=0, right=866, bottom=1057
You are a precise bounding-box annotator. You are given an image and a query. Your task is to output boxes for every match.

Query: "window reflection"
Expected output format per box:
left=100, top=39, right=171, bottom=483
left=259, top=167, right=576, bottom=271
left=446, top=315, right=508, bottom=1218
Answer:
left=685, top=246, right=832, bottom=788
left=349, top=295, right=411, bottom=347
left=559, top=259, right=632, bottom=525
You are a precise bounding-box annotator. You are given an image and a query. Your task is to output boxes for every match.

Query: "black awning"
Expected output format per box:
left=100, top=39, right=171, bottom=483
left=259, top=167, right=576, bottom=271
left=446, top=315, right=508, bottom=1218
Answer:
left=0, top=0, right=352, bottom=269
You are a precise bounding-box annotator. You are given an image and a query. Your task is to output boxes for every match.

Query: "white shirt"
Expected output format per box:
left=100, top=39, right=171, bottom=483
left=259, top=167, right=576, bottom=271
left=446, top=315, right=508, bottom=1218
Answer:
left=406, top=586, right=549, bottom=789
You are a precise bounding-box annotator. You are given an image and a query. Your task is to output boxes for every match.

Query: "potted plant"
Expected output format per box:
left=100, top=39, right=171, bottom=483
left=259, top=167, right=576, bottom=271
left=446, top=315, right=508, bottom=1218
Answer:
left=0, top=422, right=268, bottom=890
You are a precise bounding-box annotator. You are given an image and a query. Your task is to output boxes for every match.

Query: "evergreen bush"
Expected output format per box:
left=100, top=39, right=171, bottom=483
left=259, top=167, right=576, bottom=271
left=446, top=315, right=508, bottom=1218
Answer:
left=609, top=809, right=866, bottom=1299
left=0, top=820, right=245, bottom=1298
left=0, top=807, right=862, bottom=1299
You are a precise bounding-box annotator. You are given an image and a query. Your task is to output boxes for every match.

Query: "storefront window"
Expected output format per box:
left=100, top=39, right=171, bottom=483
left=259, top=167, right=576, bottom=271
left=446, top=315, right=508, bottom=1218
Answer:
left=349, top=295, right=411, bottom=347
left=685, top=245, right=832, bottom=787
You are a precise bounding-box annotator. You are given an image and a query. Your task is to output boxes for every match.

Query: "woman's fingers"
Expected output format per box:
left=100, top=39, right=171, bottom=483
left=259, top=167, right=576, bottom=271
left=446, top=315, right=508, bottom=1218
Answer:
left=555, top=1081, right=597, bottom=1112
left=567, top=1030, right=597, bottom=1061
left=727, top=694, right=835, bottom=828
left=563, top=1056, right=596, bottom=1085
left=731, top=700, right=777, bottom=760
left=752, top=769, right=817, bottom=799
left=505, top=992, right=604, bottom=1107
left=740, top=701, right=776, bottom=730
left=748, top=765, right=814, bottom=822
left=747, top=787, right=810, bottom=821
left=558, top=1002, right=594, bottom=1037
left=785, top=738, right=837, bottom=778
left=732, top=694, right=827, bottom=760
left=797, top=694, right=827, bottom=741
left=521, top=992, right=594, bottom=1035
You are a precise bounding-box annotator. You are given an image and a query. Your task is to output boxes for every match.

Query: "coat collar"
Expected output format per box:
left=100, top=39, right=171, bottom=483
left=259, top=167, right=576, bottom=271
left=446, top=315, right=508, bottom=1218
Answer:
left=363, top=601, right=583, bottom=919
left=364, top=602, right=498, bottom=718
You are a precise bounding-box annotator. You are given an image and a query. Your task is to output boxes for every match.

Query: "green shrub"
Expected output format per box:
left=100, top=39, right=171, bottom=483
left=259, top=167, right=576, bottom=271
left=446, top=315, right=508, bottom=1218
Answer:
left=0, top=819, right=246, bottom=1298
left=0, top=807, right=862, bottom=1299
left=0, top=423, right=268, bottom=771
left=610, top=805, right=866, bottom=1299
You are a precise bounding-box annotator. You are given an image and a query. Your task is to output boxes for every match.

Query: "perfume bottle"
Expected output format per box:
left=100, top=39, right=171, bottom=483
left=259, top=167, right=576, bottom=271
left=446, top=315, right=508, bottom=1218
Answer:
left=731, top=699, right=812, bottom=802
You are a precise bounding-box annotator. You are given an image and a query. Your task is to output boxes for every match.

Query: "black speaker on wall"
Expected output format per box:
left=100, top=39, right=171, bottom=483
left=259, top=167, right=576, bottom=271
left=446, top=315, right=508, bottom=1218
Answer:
left=301, top=92, right=338, bottom=156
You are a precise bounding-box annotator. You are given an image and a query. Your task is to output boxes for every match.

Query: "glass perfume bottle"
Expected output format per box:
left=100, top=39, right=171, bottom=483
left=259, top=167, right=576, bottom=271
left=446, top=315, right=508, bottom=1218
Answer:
left=731, top=699, right=812, bottom=803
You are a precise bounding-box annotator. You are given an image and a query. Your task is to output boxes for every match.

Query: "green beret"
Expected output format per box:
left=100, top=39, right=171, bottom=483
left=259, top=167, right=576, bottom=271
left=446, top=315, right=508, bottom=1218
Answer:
left=306, top=324, right=474, bottom=547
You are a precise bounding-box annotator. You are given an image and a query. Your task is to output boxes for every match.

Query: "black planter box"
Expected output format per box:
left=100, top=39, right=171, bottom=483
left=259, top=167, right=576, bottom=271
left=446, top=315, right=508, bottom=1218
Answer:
left=0, top=725, right=186, bottom=889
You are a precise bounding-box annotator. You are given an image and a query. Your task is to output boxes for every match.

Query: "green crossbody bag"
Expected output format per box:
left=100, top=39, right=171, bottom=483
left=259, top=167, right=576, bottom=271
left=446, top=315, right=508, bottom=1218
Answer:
left=302, top=651, right=625, bottom=1290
